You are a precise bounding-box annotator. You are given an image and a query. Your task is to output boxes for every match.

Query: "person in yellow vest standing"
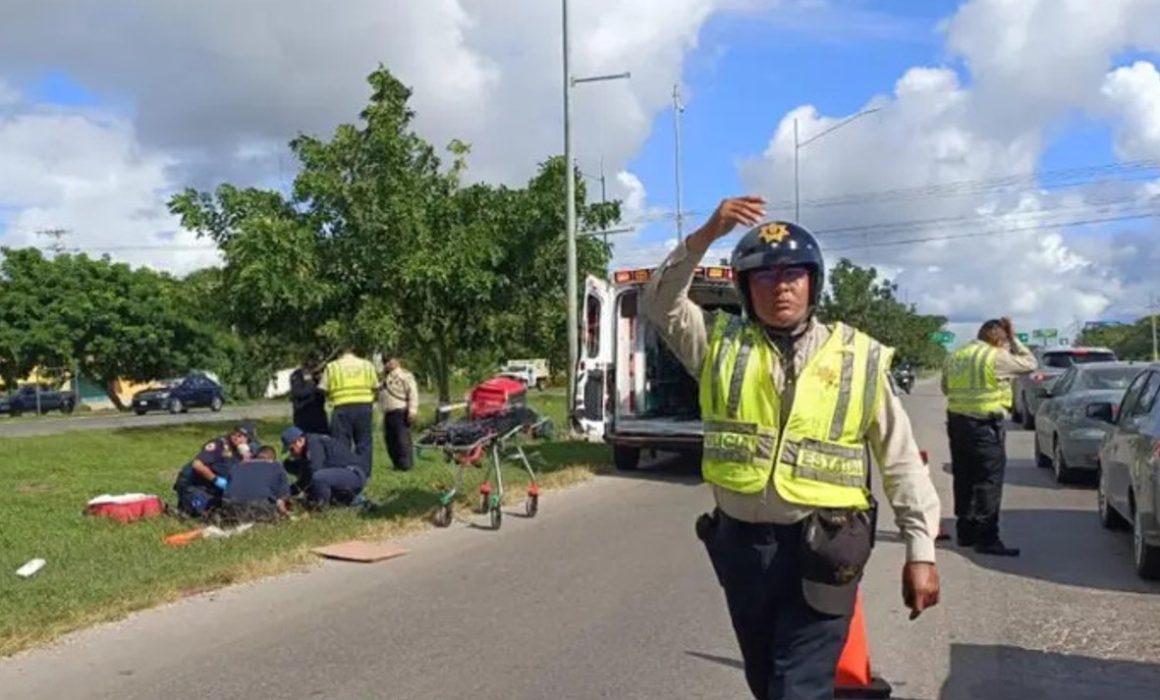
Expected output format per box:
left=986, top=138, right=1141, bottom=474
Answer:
left=941, top=319, right=1037, bottom=556
left=319, top=345, right=378, bottom=473
left=642, top=196, right=942, bottom=700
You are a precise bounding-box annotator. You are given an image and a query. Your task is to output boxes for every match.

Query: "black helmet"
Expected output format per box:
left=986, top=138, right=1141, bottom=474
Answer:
left=730, top=220, right=825, bottom=322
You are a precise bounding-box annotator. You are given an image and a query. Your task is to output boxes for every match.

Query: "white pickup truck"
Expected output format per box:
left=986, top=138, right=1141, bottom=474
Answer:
left=571, top=264, right=739, bottom=470
left=499, top=359, right=550, bottom=390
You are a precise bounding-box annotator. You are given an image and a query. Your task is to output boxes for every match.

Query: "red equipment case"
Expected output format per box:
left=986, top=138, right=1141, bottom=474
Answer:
left=468, top=377, right=527, bottom=419
left=86, top=494, right=165, bottom=523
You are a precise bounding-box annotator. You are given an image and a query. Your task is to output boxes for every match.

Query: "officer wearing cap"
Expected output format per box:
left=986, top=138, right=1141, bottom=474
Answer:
left=172, top=424, right=260, bottom=517
left=280, top=426, right=369, bottom=508
left=642, top=196, right=942, bottom=700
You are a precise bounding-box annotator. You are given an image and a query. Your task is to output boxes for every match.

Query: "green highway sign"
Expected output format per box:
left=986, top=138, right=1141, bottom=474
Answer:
left=1032, top=328, right=1058, bottom=339
left=1016, top=332, right=1030, bottom=343
left=932, top=330, right=955, bottom=346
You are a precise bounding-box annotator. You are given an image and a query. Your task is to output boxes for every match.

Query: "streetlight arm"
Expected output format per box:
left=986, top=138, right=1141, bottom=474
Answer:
left=572, top=71, right=632, bottom=85
left=796, top=107, right=881, bottom=150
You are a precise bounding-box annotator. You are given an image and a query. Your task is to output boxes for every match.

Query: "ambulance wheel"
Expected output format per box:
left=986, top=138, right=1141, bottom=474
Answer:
left=613, top=445, right=641, bottom=471
left=434, top=504, right=452, bottom=528
left=525, top=494, right=539, bottom=518
left=490, top=506, right=502, bottom=530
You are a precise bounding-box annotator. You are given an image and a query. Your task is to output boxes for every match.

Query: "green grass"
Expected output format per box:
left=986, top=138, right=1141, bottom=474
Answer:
left=0, top=394, right=608, bottom=657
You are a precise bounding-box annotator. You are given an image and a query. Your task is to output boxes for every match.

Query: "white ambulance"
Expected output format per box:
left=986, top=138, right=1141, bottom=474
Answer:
left=571, top=264, right=741, bottom=470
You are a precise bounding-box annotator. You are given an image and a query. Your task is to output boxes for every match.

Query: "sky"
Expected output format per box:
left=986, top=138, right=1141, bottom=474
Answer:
left=2, top=0, right=1160, bottom=348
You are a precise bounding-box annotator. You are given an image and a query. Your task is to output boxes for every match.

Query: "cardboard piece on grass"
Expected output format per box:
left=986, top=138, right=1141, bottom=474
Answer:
left=312, top=540, right=409, bottom=563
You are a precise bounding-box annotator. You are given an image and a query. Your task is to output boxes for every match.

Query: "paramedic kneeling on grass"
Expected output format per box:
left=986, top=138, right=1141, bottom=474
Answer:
left=281, top=427, right=369, bottom=508
left=642, top=196, right=942, bottom=700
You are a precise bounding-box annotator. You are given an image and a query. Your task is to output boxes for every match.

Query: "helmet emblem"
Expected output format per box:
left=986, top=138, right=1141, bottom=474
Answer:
left=758, top=222, right=790, bottom=244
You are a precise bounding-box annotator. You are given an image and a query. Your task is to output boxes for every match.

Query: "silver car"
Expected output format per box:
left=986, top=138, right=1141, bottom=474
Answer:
left=1013, top=346, right=1117, bottom=429
left=1033, top=362, right=1144, bottom=483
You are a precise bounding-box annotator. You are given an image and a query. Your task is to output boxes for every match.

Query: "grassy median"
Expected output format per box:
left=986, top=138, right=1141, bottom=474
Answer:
left=0, top=394, right=610, bottom=657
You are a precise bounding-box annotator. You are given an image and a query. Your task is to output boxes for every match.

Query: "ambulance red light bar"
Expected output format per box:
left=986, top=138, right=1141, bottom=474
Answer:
left=613, top=265, right=733, bottom=285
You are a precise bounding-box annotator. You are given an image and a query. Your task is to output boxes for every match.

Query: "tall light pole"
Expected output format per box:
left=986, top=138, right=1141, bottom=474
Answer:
left=793, top=107, right=881, bottom=222
left=563, top=0, right=630, bottom=421
left=673, top=84, right=685, bottom=237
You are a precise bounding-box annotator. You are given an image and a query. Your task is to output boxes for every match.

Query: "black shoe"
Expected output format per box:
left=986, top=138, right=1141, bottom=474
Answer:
left=974, top=541, right=1020, bottom=557
left=935, top=532, right=951, bottom=542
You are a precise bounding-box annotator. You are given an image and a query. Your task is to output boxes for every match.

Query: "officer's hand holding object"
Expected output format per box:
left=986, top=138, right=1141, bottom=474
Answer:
left=902, top=561, right=940, bottom=619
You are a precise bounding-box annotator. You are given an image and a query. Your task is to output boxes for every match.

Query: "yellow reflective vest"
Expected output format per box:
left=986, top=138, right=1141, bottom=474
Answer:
left=698, top=314, right=894, bottom=510
left=325, top=354, right=378, bottom=406
left=944, top=340, right=1009, bottom=417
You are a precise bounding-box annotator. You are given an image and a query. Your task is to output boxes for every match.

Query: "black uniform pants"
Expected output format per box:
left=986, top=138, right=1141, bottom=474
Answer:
left=331, top=403, right=373, bottom=471
left=383, top=409, right=413, bottom=471
left=307, top=466, right=366, bottom=506
left=947, top=412, right=1007, bottom=544
left=700, top=510, right=851, bottom=700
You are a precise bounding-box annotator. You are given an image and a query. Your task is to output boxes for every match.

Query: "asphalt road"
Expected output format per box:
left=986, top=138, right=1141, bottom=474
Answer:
left=0, top=402, right=290, bottom=438
left=3, top=380, right=1159, bottom=699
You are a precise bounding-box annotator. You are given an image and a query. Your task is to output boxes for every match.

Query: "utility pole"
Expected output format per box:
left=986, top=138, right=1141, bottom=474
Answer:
left=673, top=84, right=685, bottom=237
left=562, top=0, right=630, bottom=421
left=1152, top=291, right=1158, bottom=362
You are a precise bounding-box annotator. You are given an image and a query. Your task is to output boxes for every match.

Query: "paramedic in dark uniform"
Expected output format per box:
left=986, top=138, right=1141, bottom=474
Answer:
left=642, top=196, right=942, bottom=700
left=379, top=354, right=419, bottom=471
left=319, top=346, right=377, bottom=471
left=281, top=426, right=369, bottom=508
left=289, top=354, right=329, bottom=434
left=173, top=425, right=259, bottom=516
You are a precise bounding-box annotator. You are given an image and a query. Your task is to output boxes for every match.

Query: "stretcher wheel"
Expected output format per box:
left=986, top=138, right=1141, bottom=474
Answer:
left=434, top=504, right=453, bottom=528
left=525, top=494, right=539, bottom=518
left=490, top=506, right=502, bottom=530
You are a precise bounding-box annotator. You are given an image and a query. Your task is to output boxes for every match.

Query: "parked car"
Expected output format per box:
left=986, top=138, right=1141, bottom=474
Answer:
left=4, top=384, right=78, bottom=417
left=1013, top=346, right=1117, bottom=429
left=1032, top=362, right=1144, bottom=483
left=131, top=373, right=225, bottom=415
left=1092, top=362, right=1160, bottom=580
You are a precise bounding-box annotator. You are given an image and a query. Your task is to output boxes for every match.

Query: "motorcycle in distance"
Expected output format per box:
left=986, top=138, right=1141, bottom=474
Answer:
left=893, top=362, right=915, bottom=394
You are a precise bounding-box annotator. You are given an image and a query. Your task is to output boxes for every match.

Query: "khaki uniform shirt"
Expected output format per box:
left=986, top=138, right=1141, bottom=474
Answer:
left=642, top=237, right=942, bottom=563
left=380, top=367, right=419, bottom=416
left=940, top=339, right=1038, bottom=420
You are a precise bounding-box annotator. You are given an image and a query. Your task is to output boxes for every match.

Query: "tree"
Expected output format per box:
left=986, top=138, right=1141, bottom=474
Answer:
left=170, top=66, right=617, bottom=402
left=0, top=248, right=224, bottom=408
left=818, top=259, right=948, bottom=368
left=1077, top=319, right=1156, bottom=360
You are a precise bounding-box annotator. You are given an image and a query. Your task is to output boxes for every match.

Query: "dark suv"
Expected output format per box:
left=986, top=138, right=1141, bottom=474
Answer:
left=132, top=373, right=225, bottom=415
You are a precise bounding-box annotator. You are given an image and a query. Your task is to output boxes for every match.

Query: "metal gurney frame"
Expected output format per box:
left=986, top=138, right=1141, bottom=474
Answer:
left=417, top=416, right=550, bottom=531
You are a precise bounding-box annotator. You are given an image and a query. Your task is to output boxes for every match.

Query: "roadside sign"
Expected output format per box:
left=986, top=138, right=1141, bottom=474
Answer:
left=1016, top=332, right=1029, bottom=343
left=1032, top=328, right=1058, bottom=339
left=932, top=330, right=955, bottom=346
left=1059, top=338, right=1069, bottom=346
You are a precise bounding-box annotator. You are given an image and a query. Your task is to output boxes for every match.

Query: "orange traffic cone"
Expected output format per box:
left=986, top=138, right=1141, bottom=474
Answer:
left=834, top=590, right=893, bottom=698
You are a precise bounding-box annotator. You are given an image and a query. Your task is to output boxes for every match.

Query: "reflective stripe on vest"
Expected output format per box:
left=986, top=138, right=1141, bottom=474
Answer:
left=698, top=314, right=893, bottom=509
left=944, top=341, right=1006, bottom=416
left=327, top=356, right=377, bottom=406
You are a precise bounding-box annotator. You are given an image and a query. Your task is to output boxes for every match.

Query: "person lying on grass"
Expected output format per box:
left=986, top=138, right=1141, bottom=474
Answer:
left=216, top=445, right=293, bottom=524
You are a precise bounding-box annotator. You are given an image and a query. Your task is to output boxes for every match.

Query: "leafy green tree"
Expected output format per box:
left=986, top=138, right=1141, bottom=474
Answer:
left=1077, top=319, right=1156, bottom=360
left=819, top=259, right=948, bottom=368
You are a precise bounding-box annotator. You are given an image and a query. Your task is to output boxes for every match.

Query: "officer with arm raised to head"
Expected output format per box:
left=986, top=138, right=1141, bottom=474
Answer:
left=642, top=196, right=942, bottom=700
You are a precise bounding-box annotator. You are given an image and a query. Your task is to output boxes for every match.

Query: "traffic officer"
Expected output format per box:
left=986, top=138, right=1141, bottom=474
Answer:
left=172, top=424, right=260, bottom=517
left=379, top=354, right=419, bottom=471
left=319, top=345, right=377, bottom=471
left=280, top=426, right=369, bottom=508
left=941, top=318, right=1037, bottom=556
left=642, top=196, right=942, bottom=700
left=289, top=354, right=329, bottom=435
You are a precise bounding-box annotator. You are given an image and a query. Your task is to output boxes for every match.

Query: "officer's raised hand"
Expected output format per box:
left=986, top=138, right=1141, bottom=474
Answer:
left=690, top=196, right=767, bottom=252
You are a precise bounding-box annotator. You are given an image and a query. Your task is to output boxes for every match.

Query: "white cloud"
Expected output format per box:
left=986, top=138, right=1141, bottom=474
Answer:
left=732, top=0, right=1160, bottom=333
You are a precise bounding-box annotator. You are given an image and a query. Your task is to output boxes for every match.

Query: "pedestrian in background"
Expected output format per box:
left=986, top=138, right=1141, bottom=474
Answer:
left=942, top=317, right=1038, bottom=556
left=379, top=354, right=418, bottom=471
left=289, top=354, right=329, bottom=435
left=319, top=345, right=377, bottom=472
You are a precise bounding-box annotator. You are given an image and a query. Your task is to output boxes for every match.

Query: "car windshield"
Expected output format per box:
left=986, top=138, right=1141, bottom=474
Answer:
left=1078, top=367, right=1141, bottom=391
left=1043, top=351, right=1116, bottom=368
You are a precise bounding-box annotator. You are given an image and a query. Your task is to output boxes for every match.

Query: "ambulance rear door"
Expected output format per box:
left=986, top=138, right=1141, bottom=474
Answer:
left=573, top=275, right=615, bottom=442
